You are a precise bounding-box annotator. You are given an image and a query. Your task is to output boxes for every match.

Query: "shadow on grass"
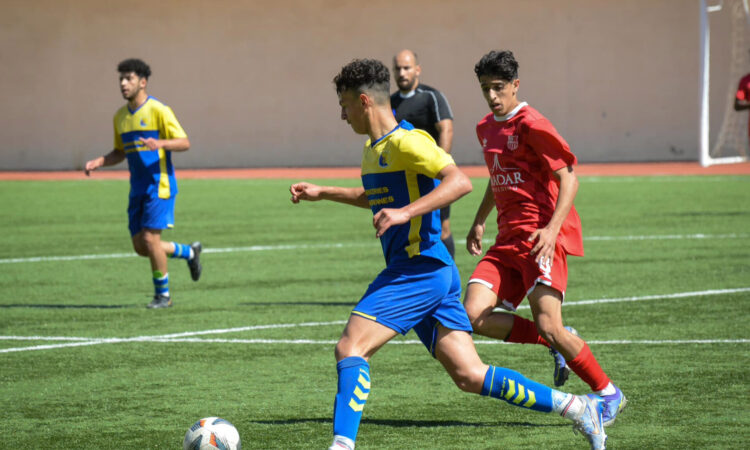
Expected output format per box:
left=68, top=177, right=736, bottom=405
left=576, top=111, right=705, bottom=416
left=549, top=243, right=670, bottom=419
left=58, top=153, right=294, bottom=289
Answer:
left=247, top=417, right=567, bottom=429
left=0, top=304, right=137, bottom=309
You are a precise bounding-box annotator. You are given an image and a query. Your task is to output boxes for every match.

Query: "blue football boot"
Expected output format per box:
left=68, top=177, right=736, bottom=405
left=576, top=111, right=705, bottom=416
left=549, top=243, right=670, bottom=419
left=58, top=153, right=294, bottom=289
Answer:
left=573, top=394, right=607, bottom=450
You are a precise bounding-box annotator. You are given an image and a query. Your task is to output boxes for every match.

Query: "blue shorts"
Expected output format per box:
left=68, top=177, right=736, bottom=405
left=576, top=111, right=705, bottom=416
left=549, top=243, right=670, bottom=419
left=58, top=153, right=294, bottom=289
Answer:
left=127, top=194, right=175, bottom=236
left=352, top=256, right=472, bottom=356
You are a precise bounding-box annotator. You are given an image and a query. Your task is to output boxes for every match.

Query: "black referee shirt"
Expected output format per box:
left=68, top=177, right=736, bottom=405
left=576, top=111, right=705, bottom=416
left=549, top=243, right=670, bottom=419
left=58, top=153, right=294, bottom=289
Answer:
left=390, top=84, right=453, bottom=144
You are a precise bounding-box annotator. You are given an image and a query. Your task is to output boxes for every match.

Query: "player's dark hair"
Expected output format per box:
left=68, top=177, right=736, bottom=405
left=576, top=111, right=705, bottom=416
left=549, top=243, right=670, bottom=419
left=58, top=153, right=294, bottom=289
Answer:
left=117, top=58, right=151, bottom=79
left=333, top=59, right=391, bottom=103
left=474, top=50, right=518, bottom=81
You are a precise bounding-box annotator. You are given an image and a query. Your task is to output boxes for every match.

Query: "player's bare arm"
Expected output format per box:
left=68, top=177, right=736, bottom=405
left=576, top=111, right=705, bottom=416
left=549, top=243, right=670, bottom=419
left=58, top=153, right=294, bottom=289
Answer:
left=734, top=98, right=750, bottom=111
left=141, top=137, right=191, bottom=152
left=466, top=181, right=496, bottom=256
left=373, top=164, right=471, bottom=238
left=84, top=149, right=126, bottom=175
left=528, top=165, right=579, bottom=263
left=290, top=182, right=369, bottom=208
left=435, top=119, right=454, bottom=153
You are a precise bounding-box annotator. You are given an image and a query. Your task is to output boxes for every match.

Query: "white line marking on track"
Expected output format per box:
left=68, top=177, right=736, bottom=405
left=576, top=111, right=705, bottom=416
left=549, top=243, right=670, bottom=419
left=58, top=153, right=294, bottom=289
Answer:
left=1, top=287, right=748, bottom=354
left=2, top=233, right=748, bottom=264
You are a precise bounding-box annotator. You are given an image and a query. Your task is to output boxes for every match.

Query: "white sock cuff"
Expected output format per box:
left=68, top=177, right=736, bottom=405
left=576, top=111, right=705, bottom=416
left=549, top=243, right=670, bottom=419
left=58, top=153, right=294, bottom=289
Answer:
left=330, top=435, right=355, bottom=450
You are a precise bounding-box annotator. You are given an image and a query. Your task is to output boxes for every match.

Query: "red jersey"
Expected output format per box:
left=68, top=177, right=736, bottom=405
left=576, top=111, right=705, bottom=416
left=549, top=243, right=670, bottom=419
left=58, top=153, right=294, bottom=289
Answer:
left=736, top=73, right=750, bottom=136
left=476, top=102, right=584, bottom=256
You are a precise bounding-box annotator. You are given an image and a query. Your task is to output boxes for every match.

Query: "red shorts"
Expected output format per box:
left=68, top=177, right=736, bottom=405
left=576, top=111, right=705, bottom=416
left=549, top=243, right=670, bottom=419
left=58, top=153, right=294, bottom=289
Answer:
left=468, top=237, right=569, bottom=311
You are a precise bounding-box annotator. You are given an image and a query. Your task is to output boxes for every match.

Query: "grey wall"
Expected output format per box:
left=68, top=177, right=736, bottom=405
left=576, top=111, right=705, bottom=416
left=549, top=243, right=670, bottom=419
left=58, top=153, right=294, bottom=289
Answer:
left=0, top=0, right=739, bottom=169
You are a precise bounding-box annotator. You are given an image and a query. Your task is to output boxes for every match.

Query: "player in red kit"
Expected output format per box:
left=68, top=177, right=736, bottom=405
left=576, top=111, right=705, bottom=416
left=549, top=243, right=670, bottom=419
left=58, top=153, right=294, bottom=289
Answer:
left=463, top=50, right=626, bottom=427
left=735, top=72, right=750, bottom=141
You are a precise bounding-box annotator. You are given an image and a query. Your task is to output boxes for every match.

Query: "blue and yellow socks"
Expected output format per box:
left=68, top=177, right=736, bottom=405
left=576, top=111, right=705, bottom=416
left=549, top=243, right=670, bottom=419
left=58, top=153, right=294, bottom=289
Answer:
left=153, top=270, right=169, bottom=297
left=332, top=356, right=370, bottom=445
left=170, top=242, right=194, bottom=260
left=481, top=365, right=583, bottom=419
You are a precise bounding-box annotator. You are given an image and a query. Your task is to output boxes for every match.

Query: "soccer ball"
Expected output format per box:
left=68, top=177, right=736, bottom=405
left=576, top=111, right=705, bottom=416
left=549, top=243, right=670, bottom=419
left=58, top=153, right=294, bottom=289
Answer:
left=183, top=417, right=241, bottom=450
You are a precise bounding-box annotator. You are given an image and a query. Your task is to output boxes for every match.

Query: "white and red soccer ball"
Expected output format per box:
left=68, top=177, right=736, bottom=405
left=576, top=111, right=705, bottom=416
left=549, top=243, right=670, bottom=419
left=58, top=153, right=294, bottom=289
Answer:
left=183, top=417, right=241, bottom=450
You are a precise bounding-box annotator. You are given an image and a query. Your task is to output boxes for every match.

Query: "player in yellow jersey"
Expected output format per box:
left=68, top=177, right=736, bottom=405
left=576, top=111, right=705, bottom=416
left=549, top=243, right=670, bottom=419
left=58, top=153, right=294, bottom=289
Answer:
left=290, top=58, right=607, bottom=450
left=84, top=59, right=202, bottom=309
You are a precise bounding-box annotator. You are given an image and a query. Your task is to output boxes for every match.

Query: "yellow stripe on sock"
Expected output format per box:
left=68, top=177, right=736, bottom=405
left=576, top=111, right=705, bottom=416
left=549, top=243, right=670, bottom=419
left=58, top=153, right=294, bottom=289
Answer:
left=358, top=373, right=371, bottom=390
left=523, top=390, right=537, bottom=408
left=348, top=399, right=364, bottom=412
left=353, top=386, right=369, bottom=401
left=513, top=384, right=526, bottom=404
left=504, top=379, right=516, bottom=401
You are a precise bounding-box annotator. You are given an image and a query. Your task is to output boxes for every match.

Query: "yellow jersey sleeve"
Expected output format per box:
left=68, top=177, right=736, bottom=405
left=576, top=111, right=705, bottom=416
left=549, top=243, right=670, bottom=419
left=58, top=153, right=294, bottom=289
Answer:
left=158, top=105, right=187, bottom=140
left=397, top=129, right=455, bottom=178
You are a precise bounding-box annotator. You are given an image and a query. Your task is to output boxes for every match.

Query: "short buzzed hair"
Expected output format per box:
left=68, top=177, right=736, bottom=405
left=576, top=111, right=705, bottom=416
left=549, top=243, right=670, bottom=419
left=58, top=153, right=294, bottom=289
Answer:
left=474, top=50, right=518, bottom=82
left=333, top=59, right=391, bottom=104
left=393, top=49, right=419, bottom=64
left=117, top=58, right=151, bottom=79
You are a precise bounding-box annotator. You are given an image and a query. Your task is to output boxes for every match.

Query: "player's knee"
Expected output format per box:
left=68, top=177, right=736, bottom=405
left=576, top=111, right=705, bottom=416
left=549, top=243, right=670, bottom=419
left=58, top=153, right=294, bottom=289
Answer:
left=335, top=338, right=359, bottom=361
left=140, top=231, right=161, bottom=250
left=131, top=238, right=148, bottom=257
left=449, top=366, right=485, bottom=394
left=464, top=303, right=489, bottom=330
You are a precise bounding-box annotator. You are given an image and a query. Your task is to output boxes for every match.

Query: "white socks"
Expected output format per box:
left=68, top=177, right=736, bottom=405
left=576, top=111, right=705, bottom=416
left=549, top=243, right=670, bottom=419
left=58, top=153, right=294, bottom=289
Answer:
left=597, top=382, right=615, bottom=396
left=329, top=435, right=355, bottom=450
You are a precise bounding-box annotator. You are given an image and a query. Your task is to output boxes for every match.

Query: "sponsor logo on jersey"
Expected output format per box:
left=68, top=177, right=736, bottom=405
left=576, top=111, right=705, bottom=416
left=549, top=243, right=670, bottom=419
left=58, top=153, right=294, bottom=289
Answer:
left=507, top=135, right=519, bottom=150
left=490, top=154, right=524, bottom=190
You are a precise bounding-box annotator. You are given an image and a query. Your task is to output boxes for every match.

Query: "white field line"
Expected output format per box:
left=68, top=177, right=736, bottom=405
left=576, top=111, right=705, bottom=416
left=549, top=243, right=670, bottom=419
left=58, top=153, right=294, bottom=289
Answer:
left=1, top=288, right=748, bottom=354
left=142, top=338, right=750, bottom=345
left=515, top=287, right=750, bottom=310
left=1, top=233, right=748, bottom=264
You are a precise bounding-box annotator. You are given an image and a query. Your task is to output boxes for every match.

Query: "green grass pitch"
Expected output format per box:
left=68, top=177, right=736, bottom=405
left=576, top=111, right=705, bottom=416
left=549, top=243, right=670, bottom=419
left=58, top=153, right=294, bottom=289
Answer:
left=0, top=174, right=748, bottom=449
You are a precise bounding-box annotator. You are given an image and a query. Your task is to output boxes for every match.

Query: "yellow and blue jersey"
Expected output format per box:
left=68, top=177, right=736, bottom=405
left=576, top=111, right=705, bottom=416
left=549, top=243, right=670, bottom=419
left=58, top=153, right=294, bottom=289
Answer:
left=362, top=120, right=455, bottom=266
left=113, top=96, right=187, bottom=199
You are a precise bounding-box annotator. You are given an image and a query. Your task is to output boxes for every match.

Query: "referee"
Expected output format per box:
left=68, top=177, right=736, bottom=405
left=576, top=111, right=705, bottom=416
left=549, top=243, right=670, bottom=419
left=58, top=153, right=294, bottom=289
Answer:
left=391, top=49, right=456, bottom=257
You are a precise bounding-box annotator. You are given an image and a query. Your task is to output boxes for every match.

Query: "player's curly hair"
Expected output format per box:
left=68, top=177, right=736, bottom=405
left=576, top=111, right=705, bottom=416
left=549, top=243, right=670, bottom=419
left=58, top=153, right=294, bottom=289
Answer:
left=474, top=50, right=518, bottom=81
left=117, top=58, right=152, bottom=79
left=333, top=59, right=390, bottom=103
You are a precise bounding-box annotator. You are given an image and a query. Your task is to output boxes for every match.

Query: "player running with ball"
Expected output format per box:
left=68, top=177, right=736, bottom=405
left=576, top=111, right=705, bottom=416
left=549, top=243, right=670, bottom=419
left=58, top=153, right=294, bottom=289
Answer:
left=291, top=58, right=608, bottom=450
left=463, top=50, right=626, bottom=427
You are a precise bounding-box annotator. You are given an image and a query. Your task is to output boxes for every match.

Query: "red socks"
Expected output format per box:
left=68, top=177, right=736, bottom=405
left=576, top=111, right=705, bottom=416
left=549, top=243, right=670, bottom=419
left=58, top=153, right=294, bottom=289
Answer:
left=505, top=316, right=611, bottom=392
left=567, top=342, right=610, bottom=391
left=505, top=315, right=550, bottom=347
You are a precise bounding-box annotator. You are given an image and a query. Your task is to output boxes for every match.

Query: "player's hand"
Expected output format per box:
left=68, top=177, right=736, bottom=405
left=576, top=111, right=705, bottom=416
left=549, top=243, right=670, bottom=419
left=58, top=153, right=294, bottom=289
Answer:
left=290, top=182, right=323, bottom=203
left=141, top=138, right=161, bottom=150
left=466, top=223, right=485, bottom=256
left=84, top=159, right=101, bottom=176
left=528, top=227, right=557, bottom=265
left=373, top=208, right=410, bottom=238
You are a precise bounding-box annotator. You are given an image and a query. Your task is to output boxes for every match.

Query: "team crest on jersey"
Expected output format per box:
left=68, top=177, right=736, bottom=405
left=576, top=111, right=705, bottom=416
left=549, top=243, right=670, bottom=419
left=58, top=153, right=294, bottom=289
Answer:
left=481, top=137, right=488, bottom=148
left=507, top=135, right=519, bottom=151
left=140, top=119, right=147, bottom=127
left=378, top=148, right=390, bottom=168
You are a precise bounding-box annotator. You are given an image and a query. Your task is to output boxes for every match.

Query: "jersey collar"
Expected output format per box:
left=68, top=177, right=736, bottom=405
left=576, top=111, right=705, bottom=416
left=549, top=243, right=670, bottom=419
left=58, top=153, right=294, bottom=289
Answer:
left=399, top=89, right=417, bottom=99
left=370, top=120, right=413, bottom=147
left=493, top=101, right=527, bottom=122
left=128, top=95, right=154, bottom=115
